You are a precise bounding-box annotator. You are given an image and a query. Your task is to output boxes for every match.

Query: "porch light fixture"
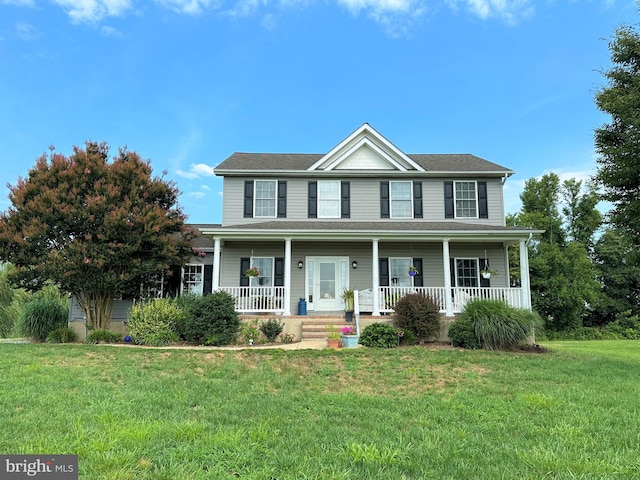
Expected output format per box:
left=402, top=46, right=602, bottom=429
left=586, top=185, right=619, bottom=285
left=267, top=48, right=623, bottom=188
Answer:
left=298, top=260, right=304, bottom=269
left=351, top=261, right=358, bottom=269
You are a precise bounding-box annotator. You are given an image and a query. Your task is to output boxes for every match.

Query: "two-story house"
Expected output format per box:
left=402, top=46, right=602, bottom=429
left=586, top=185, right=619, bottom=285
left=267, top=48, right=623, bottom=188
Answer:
left=190, top=123, right=540, bottom=319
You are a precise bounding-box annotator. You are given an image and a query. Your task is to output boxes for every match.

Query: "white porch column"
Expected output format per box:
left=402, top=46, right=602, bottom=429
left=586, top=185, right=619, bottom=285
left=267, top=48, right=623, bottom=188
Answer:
left=372, top=239, right=381, bottom=316
left=442, top=239, right=454, bottom=316
left=283, top=238, right=292, bottom=316
left=519, top=239, right=532, bottom=310
left=212, top=237, right=221, bottom=291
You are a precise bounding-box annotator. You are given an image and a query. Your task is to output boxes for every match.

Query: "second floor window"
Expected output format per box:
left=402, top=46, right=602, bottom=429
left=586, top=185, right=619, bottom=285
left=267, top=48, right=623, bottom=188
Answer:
left=455, top=181, right=477, bottom=218
left=318, top=181, right=340, bottom=218
left=255, top=180, right=276, bottom=217
left=390, top=182, right=413, bottom=218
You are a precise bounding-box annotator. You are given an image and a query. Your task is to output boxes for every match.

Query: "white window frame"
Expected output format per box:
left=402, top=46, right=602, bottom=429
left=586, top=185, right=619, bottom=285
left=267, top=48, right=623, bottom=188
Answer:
left=389, top=257, right=413, bottom=287
left=317, top=180, right=340, bottom=218
left=455, top=258, right=479, bottom=287
left=390, top=181, right=413, bottom=219
left=250, top=257, right=274, bottom=287
left=454, top=181, right=478, bottom=219
left=254, top=180, right=277, bottom=218
left=182, top=264, right=204, bottom=295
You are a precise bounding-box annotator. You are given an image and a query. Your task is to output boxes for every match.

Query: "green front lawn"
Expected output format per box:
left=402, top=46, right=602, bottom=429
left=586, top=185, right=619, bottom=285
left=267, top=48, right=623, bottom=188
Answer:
left=1, top=341, right=639, bottom=479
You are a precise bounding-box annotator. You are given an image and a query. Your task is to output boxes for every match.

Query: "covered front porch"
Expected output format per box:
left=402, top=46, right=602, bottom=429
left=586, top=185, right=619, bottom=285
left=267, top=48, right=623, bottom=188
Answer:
left=198, top=222, right=536, bottom=317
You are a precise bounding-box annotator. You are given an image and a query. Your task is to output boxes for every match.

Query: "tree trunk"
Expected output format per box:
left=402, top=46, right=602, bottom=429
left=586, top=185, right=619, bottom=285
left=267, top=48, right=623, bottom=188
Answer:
left=76, top=290, right=114, bottom=330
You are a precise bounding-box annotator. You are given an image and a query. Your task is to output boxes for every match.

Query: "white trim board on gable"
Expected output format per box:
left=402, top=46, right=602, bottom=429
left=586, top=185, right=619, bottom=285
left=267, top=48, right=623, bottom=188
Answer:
left=308, top=123, right=425, bottom=172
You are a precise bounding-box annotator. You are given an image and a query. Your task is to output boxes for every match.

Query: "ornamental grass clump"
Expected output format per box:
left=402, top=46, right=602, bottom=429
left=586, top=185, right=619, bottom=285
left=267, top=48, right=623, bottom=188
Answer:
left=18, top=298, right=68, bottom=341
left=460, top=298, right=542, bottom=350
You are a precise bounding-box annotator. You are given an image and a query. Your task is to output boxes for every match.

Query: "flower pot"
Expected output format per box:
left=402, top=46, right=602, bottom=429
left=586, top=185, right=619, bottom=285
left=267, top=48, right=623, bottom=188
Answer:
left=345, top=311, right=354, bottom=322
left=481, top=272, right=492, bottom=279
left=327, top=338, right=341, bottom=349
left=409, top=271, right=416, bottom=277
left=341, top=335, right=359, bottom=348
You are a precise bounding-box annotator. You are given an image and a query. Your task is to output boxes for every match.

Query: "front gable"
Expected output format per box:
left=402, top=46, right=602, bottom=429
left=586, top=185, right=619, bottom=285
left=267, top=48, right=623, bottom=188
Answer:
left=308, top=123, right=425, bottom=172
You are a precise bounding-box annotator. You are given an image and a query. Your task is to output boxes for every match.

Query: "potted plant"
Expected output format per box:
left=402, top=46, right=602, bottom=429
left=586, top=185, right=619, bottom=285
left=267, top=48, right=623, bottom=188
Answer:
left=341, top=288, right=355, bottom=322
left=480, top=268, right=498, bottom=279
left=245, top=266, right=260, bottom=277
left=408, top=265, right=420, bottom=277
left=326, top=324, right=341, bottom=349
left=340, top=326, right=359, bottom=348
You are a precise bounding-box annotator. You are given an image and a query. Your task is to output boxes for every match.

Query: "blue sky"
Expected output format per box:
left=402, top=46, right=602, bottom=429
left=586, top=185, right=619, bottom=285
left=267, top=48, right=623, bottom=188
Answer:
left=0, top=0, right=635, bottom=224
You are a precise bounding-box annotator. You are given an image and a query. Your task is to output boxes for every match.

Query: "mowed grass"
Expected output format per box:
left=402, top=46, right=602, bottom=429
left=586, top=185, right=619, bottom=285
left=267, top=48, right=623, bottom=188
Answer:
left=1, top=341, right=640, bottom=479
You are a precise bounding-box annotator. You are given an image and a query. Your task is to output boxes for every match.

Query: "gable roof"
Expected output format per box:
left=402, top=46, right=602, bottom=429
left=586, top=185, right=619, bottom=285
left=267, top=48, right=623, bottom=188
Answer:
left=214, top=124, right=513, bottom=177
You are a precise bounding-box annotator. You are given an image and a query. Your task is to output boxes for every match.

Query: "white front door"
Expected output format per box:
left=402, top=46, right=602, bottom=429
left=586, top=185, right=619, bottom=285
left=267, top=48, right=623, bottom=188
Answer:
left=306, top=257, right=348, bottom=311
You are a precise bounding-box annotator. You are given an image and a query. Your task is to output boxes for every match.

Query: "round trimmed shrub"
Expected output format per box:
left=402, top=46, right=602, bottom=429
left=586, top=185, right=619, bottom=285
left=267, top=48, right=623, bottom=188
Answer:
left=259, top=318, right=284, bottom=342
left=359, top=322, right=400, bottom=348
left=18, top=298, right=68, bottom=341
left=126, top=298, right=183, bottom=346
left=183, top=291, right=240, bottom=346
left=448, top=317, right=480, bottom=349
left=393, top=293, right=441, bottom=343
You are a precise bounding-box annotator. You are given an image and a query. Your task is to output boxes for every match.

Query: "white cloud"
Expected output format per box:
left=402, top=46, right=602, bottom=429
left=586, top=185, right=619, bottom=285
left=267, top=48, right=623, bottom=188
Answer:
left=51, top=0, right=132, bottom=23
left=189, top=191, right=206, bottom=198
left=154, top=0, right=221, bottom=14
left=101, top=24, right=122, bottom=35
left=445, top=0, right=533, bottom=24
left=175, top=163, right=216, bottom=179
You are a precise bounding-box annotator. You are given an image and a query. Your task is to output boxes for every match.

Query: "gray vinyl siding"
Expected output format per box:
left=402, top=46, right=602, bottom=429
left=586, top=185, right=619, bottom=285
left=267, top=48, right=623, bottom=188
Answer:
left=222, top=177, right=506, bottom=227
left=68, top=296, right=132, bottom=323
left=449, top=243, right=508, bottom=287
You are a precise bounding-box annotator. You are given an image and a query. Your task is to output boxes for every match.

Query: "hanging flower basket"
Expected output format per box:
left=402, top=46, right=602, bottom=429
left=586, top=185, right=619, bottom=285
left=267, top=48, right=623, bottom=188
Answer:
left=481, top=269, right=498, bottom=280
left=408, top=265, right=419, bottom=277
left=245, top=267, right=260, bottom=277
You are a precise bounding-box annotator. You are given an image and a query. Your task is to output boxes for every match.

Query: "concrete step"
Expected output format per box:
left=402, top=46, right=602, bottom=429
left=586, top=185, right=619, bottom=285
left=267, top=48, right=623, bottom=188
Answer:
left=300, top=319, right=356, bottom=340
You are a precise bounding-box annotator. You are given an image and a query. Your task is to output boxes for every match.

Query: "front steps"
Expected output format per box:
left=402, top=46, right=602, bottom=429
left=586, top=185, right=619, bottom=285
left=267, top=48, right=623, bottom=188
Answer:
left=301, top=319, right=353, bottom=340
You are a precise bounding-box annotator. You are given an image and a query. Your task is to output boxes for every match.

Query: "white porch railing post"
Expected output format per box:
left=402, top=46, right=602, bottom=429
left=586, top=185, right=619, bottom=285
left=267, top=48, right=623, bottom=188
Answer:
left=283, top=238, right=292, bottom=316
left=442, top=239, right=454, bottom=316
left=372, top=239, right=381, bottom=316
left=519, top=239, right=532, bottom=310
left=212, top=237, right=221, bottom=291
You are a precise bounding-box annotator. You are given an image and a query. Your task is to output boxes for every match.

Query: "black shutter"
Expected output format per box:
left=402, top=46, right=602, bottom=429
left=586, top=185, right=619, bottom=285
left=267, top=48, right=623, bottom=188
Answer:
left=450, top=258, right=456, bottom=288
left=379, top=257, right=389, bottom=286
left=413, top=181, right=423, bottom=218
left=341, top=181, right=350, bottom=219
left=444, top=181, right=454, bottom=219
left=479, top=258, right=490, bottom=287
left=308, top=181, right=317, bottom=218
left=244, top=181, right=254, bottom=218
left=380, top=182, right=390, bottom=218
left=412, top=258, right=424, bottom=287
left=274, top=257, right=284, bottom=286
left=478, top=181, right=488, bottom=219
left=277, top=181, right=287, bottom=218
left=240, top=257, right=250, bottom=287
left=203, top=265, right=213, bottom=295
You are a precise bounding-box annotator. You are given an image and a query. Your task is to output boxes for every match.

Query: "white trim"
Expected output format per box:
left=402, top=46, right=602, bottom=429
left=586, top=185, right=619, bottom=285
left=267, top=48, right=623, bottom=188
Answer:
left=453, top=180, right=479, bottom=219
left=372, top=239, right=380, bottom=316
left=283, top=239, right=292, bottom=316
left=317, top=180, right=341, bottom=218
left=389, top=180, right=414, bottom=219
left=213, top=237, right=221, bottom=291
left=442, top=240, right=453, bottom=316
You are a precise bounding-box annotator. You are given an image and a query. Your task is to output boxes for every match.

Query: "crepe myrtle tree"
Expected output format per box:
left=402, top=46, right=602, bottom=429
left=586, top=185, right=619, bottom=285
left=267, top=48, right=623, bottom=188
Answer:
left=0, top=142, right=196, bottom=330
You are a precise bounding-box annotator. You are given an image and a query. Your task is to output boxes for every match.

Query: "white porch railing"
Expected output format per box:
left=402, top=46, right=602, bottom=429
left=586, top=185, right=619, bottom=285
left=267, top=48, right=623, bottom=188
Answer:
left=218, top=286, right=286, bottom=314
left=378, top=286, right=524, bottom=314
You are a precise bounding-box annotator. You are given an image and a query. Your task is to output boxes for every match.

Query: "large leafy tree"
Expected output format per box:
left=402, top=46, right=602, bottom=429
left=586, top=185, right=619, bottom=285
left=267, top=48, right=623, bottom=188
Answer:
left=595, top=24, right=640, bottom=240
left=0, top=142, right=195, bottom=330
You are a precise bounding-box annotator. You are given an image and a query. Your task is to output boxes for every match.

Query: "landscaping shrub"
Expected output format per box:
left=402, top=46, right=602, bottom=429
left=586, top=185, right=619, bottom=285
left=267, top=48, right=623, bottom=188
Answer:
left=183, top=291, right=240, bottom=345
left=448, top=317, right=481, bottom=349
left=126, top=298, right=183, bottom=346
left=393, top=293, right=441, bottom=343
left=397, top=327, right=418, bottom=346
left=460, top=299, right=542, bottom=350
left=46, top=327, right=78, bottom=343
left=602, top=310, right=640, bottom=339
left=171, top=293, right=200, bottom=340
left=18, top=298, right=68, bottom=341
left=240, top=319, right=260, bottom=344
left=359, top=322, right=400, bottom=348
left=259, top=318, right=284, bottom=342
left=85, top=329, right=122, bottom=344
